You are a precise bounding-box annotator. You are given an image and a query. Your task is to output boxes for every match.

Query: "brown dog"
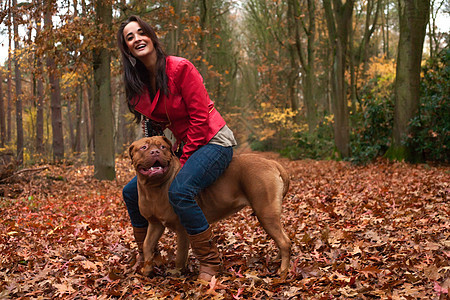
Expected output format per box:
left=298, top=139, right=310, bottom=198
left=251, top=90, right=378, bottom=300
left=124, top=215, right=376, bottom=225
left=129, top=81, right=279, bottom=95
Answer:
left=129, top=136, right=291, bottom=277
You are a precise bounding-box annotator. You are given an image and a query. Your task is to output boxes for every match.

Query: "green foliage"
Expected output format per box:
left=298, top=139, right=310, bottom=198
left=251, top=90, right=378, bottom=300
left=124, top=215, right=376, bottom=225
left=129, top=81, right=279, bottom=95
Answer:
left=248, top=134, right=274, bottom=152
left=350, top=70, right=395, bottom=164
left=247, top=103, right=335, bottom=160
left=247, top=103, right=336, bottom=160
left=384, top=144, right=411, bottom=162
left=406, top=48, right=450, bottom=163
left=280, top=123, right=335, bottom=160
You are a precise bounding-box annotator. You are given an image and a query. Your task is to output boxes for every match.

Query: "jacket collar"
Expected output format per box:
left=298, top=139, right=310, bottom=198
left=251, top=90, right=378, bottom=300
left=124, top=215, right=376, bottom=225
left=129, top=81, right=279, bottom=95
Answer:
left=133, top=89, right=160, bottom=119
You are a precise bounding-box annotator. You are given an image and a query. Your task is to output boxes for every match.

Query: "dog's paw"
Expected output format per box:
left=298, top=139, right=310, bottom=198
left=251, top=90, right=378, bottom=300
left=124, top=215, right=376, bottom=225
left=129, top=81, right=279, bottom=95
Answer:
left=141, top=262, right=154, bottom=277
left=277, top=268, right=289, bottom=281
left=166, top=268, right=182, bottom=277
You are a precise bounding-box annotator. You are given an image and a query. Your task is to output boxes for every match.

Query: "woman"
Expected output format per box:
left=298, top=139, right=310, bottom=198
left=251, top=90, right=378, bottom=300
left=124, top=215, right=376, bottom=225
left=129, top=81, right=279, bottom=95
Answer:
left=117, top=15, right=236, bottom=281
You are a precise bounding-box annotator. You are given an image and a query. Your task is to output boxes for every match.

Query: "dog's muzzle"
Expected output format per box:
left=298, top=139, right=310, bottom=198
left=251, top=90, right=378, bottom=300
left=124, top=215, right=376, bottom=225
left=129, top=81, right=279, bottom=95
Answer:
left=137, top=159, right=169, bottom=177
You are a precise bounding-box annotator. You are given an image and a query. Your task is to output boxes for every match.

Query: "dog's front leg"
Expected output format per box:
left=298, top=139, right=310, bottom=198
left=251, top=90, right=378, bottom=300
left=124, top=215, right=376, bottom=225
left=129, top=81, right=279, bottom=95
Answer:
left=175, top=231, right=189, bottom=271
left=142, top=221, right=165, bottom=276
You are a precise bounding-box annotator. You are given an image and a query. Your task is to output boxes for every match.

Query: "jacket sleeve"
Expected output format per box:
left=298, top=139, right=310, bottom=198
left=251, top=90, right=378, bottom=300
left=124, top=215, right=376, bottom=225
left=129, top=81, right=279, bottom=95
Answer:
left=175, top=60, right=210, bottom=165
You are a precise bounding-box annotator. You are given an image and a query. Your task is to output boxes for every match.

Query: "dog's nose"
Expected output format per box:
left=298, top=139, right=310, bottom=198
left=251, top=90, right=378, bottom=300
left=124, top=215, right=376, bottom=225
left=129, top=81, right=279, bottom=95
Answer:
left=150, top=149, right=160, bottom=156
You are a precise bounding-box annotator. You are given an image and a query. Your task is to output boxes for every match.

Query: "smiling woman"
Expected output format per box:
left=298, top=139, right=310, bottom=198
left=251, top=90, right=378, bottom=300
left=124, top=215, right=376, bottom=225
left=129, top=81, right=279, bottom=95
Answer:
left=117, top=15, right=237, bottom=281
left=123, top=22, right=156, bottom=65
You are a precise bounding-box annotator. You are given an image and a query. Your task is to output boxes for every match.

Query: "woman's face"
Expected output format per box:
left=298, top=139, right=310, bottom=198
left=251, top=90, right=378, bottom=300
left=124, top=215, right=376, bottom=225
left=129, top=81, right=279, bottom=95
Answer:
left=123, top=21, right=155, bottom=61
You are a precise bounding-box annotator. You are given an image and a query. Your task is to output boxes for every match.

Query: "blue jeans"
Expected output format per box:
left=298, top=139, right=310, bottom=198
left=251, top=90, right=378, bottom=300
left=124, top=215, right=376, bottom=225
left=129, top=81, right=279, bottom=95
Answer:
left=122, top=176, right=148, bottom=228
left=122, top=144, right=233, bottom=234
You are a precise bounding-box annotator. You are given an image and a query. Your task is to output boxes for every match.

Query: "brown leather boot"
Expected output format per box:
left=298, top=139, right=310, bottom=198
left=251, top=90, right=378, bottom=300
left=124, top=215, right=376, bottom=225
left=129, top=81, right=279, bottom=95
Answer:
left=188, top=227, right=222, bottom=282
left=132, top=226, right=147, bottom=267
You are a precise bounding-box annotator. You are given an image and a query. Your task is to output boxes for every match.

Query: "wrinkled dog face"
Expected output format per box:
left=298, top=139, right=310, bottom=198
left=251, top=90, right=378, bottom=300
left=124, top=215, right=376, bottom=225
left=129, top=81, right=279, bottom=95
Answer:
left=129, top=136, right=174, bottom=178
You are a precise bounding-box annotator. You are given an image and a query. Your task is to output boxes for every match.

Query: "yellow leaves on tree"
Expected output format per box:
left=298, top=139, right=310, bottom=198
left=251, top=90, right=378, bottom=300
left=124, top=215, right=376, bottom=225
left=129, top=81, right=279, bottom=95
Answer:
left=255, top=102, right=302, bottom=141
left=366, top=56, right=396, bottom=77
left=61, top=71, right=83, bottom=91
left=357, top=56, right=396, bottom=109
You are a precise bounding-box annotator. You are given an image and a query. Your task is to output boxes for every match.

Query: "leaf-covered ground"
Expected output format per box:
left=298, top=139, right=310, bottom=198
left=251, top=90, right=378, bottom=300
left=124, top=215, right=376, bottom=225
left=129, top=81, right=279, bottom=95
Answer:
left=1, top=153, right=449, bottom=299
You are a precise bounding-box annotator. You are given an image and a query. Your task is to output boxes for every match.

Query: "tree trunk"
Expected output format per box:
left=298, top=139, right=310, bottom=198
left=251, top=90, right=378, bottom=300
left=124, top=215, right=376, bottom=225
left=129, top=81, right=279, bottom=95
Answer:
left=351, top=0, right=381, bottom=110
left=288, top=0, right=317, bottom=131
left=72, top=0, right=82, bottom=155
left=349, top=29, right=357, bottom=114
left=118, top=87, right=132, bottom=153
left=7, top=0, right=12, bottom=143
left=74, top=85, right=83, bottom=154
left=286, top=0, right=300, bottom=122
left=83, top=84, right=93, bottom=164
left=0, top=70, right=5, bottom=147
left=385, top=0, right=390, bottom=59
left=199, top=0, right=211, bottom=75
left=45, top=0, right=64, bottom=161
left=13, top=0, right=24, bottom=164
left=113, top=76, right=119, bottom=151
left=387, top=0, right=430, bottom=161
left=428, top=0, right=445, bottom=59
left=67, top=98, right=75, bottom=153
left=288, top=53, right=300, bottom=119
left=332, top=38, right=350, bottom=158
left=323, top=0, right=354, bottom=158
left=359, top=0, right=381, bottom=71
left=166, top=0, right=182, bottom=55
left=93, top=0, right=115, bottom=180
left=36, top=58, right=45, bottom=154
left=35, top=6, right=45, bottom=155
left=304, top=0, right=317, bottom=132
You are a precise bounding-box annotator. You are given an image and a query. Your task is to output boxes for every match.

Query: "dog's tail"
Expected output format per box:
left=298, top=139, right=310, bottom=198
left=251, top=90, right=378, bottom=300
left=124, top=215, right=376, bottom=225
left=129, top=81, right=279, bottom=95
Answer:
left=273, top=161, right=290, bottom=199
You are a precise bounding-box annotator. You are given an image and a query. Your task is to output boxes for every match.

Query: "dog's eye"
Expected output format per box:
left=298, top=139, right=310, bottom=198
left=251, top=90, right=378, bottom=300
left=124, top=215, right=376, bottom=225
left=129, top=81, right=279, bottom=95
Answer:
left=160, top=145, right=166, bottom=150
left=140, top=145, right=148, bottom=150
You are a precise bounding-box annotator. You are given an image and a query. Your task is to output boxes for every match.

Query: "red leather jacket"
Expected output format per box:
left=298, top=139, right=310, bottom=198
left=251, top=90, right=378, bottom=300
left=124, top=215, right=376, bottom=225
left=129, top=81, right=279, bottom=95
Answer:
left=133, top=56, right=226, bottom=165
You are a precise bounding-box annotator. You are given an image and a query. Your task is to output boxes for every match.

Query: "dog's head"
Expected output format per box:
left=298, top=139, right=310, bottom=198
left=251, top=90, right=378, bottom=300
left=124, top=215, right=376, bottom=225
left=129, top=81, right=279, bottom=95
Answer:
left=129, top=136, right=178, bottom=180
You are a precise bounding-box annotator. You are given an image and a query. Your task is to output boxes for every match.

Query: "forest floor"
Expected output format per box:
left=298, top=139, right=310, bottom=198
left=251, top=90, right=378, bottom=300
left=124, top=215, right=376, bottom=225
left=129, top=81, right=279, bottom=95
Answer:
left=0, top=151, right=449, bottom=299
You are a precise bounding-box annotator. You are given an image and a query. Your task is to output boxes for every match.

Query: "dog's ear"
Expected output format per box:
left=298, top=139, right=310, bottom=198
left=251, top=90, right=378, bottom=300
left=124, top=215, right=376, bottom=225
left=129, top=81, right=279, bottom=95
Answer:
left=128, top=144, right=135, bottom=162
left=162, top=136, right=174, bottom=155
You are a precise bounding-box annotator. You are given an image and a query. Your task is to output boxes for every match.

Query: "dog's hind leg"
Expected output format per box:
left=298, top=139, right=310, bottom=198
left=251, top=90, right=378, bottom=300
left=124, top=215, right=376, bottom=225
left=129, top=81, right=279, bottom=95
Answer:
left=256, top=213, right=291, bottom=276
left=142, top=222, right=165, bottom=276
left=243, top=169, right=291, bottom=277
left=249, top=180, right=291, bottom=277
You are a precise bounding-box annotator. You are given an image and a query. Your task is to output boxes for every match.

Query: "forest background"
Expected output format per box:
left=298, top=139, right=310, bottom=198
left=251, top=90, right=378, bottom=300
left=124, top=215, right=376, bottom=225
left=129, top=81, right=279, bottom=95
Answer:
left=0, top=1, right=449, bottom=299
left=0, top=0, right=448, bottom=177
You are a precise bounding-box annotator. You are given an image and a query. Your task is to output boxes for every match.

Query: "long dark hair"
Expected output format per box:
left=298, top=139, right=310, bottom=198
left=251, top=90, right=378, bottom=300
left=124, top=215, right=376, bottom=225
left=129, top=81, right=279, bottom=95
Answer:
left=117, top=15, right=169, bottom=122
